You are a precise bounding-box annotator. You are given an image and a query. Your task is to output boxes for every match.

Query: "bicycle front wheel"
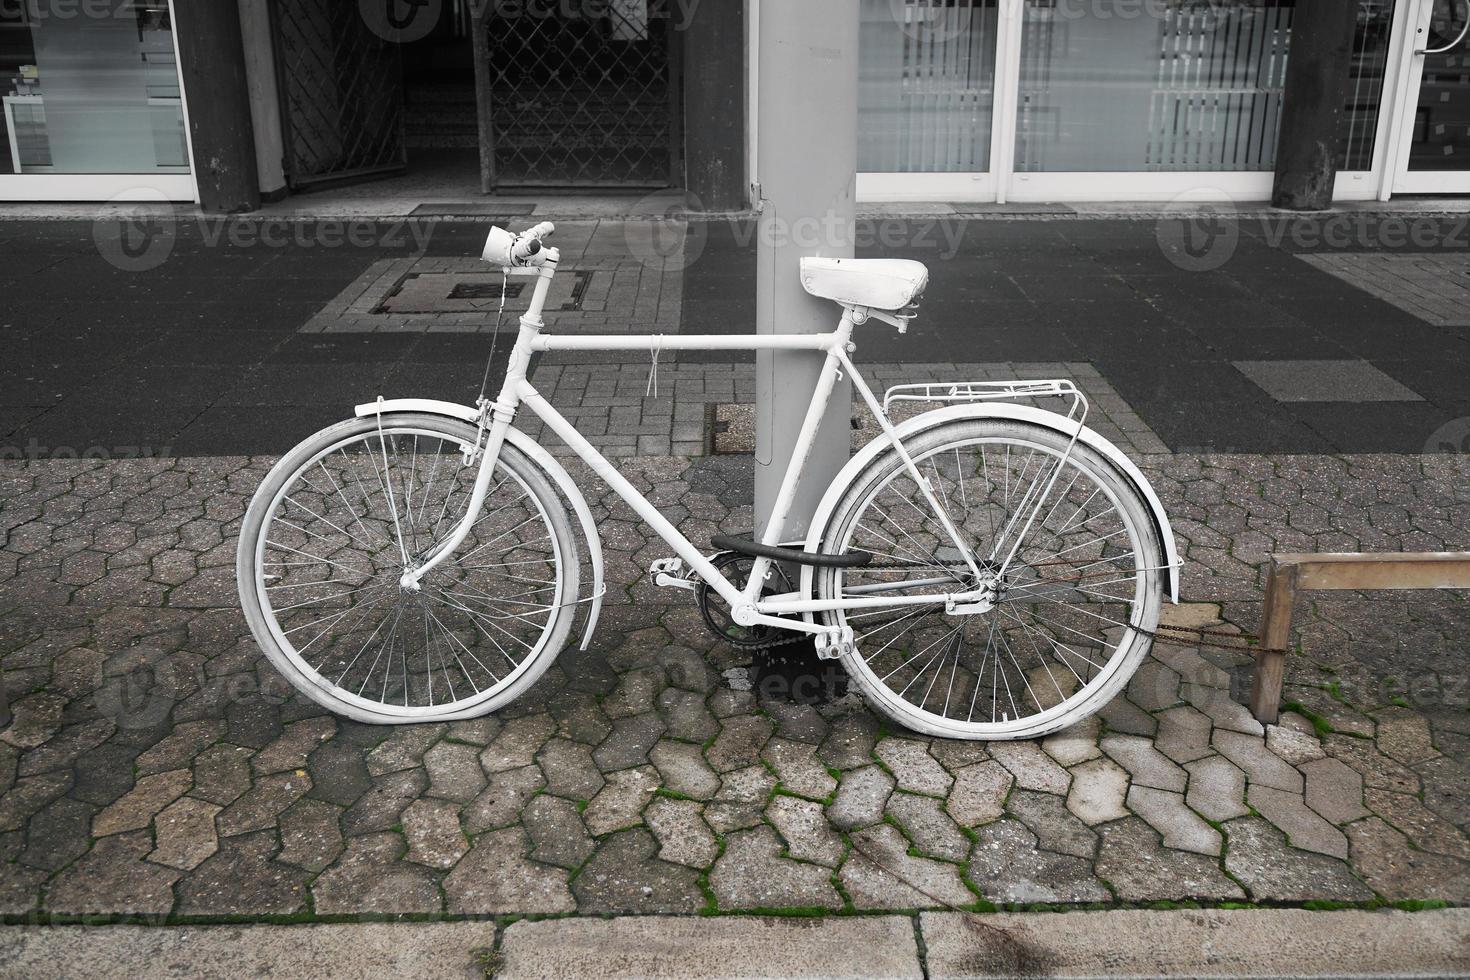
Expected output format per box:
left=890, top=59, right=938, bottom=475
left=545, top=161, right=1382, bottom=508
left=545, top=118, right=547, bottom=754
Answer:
left=237, top=413, right=579, bottom=724
left=816, top=418, right=1163, bottom=740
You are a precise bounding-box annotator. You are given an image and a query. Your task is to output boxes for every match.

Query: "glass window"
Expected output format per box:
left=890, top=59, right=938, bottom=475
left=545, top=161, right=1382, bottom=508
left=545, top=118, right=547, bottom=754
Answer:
left=1, top=1, right=187, bottom=176
left=1015, top=0, right=1296, bottom=173
left=858, top=0, right=1000, bottom=172
left=1338, top=1, right=1397, bottom=171
left=1406, top=0, right=1470, bottom=171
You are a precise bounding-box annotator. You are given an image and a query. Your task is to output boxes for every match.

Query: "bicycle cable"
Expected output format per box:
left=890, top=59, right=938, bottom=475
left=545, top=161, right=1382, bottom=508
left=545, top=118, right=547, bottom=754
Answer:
left=475, top=269, right=510, bottom=407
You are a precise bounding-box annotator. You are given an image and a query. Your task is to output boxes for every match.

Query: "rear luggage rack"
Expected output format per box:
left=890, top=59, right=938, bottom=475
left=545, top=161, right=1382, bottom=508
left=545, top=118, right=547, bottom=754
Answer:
left=882, top=379, right=1088, bottom=424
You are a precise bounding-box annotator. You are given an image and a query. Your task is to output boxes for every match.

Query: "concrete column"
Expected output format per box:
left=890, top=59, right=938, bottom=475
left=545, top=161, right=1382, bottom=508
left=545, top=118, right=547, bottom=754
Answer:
left=237, top=0, right=287, bottom=200
left=682, top=0, right=746, bottom=209
left=754, top=0, right=858, bottom=541
left=173, top=0, right=261, bottom=213
left=1271, top=1, right=1358, bottom=211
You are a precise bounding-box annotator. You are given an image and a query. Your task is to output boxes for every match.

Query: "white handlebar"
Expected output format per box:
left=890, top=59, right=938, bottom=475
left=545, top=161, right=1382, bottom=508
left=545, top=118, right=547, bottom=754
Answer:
left=481, top=221, right=558, bottom=268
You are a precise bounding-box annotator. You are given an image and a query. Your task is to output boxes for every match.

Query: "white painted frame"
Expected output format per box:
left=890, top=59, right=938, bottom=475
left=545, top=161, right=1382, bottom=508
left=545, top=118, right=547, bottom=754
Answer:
left=1382, top=0, right=1470, bottom=197
left=0, top=0, right=199, bottom=203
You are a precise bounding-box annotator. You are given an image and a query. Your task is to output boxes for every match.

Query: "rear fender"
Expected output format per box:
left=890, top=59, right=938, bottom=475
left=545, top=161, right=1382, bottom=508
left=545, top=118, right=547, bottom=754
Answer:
left=355, top=398, right=604, bottom=649
left=799, top=403, right=1180, bottom=604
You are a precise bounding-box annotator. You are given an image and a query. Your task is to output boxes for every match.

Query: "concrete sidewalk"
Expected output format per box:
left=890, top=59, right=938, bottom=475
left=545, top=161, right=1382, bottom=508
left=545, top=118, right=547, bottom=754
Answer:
left=3, top=909, right=1466, bottom=978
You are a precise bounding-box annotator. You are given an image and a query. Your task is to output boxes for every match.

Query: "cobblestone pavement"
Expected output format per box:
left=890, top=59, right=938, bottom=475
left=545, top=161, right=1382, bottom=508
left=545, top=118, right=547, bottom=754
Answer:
left=1, top=447, right=1466, bottom=921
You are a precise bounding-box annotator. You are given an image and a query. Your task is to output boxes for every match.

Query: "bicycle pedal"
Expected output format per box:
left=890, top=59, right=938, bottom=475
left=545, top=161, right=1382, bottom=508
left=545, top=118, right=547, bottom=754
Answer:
left=650, top=557, right=696, bottom=591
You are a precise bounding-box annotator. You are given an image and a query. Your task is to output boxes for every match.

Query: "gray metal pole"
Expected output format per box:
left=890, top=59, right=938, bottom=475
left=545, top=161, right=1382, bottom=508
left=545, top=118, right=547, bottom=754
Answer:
left=754, top=0, right=858, bottom=541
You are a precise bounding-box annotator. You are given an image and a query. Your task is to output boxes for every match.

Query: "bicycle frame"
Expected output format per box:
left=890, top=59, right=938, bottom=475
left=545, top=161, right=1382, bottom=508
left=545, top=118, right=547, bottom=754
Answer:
left=398, top=264, right=991, bottom=637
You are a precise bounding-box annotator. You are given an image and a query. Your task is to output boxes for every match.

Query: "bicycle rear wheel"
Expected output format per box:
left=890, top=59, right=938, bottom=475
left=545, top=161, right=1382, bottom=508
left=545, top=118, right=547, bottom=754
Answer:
left=815, top=418, right=1163, bottom=740
left=237, top=413, right=579, bottom=724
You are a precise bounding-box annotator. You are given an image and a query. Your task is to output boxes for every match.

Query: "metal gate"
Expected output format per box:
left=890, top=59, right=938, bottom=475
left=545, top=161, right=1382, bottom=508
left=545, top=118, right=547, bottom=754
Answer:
left=272, top=0, right=407, bottom=189
left=472, top=0, right=680, bottom=189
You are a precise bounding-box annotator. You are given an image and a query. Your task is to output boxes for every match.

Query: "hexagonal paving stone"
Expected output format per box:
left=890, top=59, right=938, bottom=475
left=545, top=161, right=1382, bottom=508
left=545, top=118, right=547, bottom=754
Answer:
left=46, top=830, right=181, bottom=915
left=584, top=766, right=660, bottom=836
left=312, top=832, right=443, bottom=915
left=175, top=830, right=307, bottom=916
left=1153, top=706, right=1214, bottom=765
left=1184, top=754, right=1249, bottom=823
left=1212, top=730, right=1303, bottom=793
left=462, top=765, right=545, bottom=835
left=1005, top=789, right=1096, bottom=860
left=275, top=798, right=343, bottom=873
left=875, top=738, right=953, bottom=796
left=1095, top=818, right=1244, bottom=902
left=479, top=715, right=556, bottom=774
left=648, top=740, right=720, bottom=801
left=1100, top=735, right=1186, bottom=793
left=251, top=717, right=335, bottom=775
left=574, top=827, right=706, bottom=913
left=988, top=741, right=1070, bottom=796
left=1223, top=817, right=1375, bottom=903
left=537, top=737, right=606, bottom=801
left=1041, top=715, right=1101, bottom=768
left=92, top=769, right=192, bottom=837
left=592, top=713, right=668, bottom=772
left=705, top=715, right=775, bottom=773
left=762, top=738, right=838, bottom=801
left=886, top=792, right=969, bottom=863
left=1363, top=788, right=1470, bottom=861
left=945, top=761, right=1011, bottom=828
left=1126, top=786, right=1222, bottom=856
left=402, top=798, right=468, bottom=869
left=216, top=771, right=311, bottom=838
left=1065, top=757, right=1130, bottom=826
left=523, top=794, right=595, bottom=870
left=1301, top=756, right=1369, bottom=826
left=967, top=818, right=1110, bottom=905
left=710, top=825, right=843, bottom=911
left=423, top=740, right=487, bottom=804
left=766, top=795, right=845, bottom=868
left=645, top=797, right=719, bottom=869
left=1346, top=817, right=1470, bottom=902
left=1247, top=785, right=1349, bottom=859
left=839, top=824, right=973, bottom=910
left=443, top=826, right=573, bottom=914
left=828, top=765, right=895, bottom=831
left=148, top=796, right=222, bottom=871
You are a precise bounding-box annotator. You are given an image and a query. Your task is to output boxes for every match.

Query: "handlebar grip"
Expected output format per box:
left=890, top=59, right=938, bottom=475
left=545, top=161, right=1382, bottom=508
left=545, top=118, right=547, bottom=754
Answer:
left=522, top=221, right=555, bottom=241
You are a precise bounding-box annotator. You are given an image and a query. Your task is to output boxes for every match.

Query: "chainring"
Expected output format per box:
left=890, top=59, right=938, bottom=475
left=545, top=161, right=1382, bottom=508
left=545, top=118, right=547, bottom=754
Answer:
left=695, top=551, right=801, bottom=649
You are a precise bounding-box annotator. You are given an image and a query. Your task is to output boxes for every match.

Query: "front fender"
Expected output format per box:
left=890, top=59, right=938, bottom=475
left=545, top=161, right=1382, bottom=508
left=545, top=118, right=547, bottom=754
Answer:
left=355, top=398, right=604, bottom=649
left=799, top=403, right=1180, bottom=603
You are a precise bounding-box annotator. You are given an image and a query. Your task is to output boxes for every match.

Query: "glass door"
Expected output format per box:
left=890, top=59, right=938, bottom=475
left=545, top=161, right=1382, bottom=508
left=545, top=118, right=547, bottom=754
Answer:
left=857, top=0, right=1001, bottom=201
left=856, top=0, right=1401, bottom=203
left=1386, top=0, right=1470, bottom=194
left=0, top=0, right=195, bottom=201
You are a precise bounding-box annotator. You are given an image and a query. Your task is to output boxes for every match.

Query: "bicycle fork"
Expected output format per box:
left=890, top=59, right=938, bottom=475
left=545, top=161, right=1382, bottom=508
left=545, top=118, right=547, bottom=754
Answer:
left=397, top=269, right=554, bottom=592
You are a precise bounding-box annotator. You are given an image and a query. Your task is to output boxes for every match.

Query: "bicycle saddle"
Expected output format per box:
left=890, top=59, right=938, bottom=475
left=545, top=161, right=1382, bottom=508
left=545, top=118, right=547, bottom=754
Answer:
left=799, top=257, right=928, bottom=312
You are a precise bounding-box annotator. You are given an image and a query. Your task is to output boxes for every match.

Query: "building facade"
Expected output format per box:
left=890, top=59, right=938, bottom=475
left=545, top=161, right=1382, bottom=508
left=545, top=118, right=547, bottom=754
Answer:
left=1, top=0, right=1466, bottom=207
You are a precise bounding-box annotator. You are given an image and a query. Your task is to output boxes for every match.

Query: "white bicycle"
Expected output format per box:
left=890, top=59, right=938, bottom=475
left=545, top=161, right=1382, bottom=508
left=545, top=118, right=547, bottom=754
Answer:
left=237, top=222, right=1181, bottom=739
